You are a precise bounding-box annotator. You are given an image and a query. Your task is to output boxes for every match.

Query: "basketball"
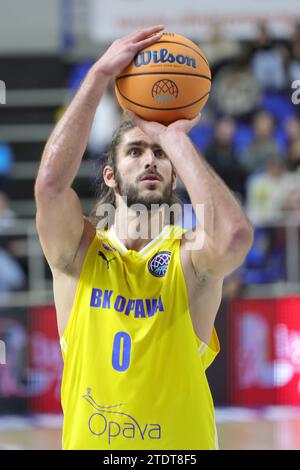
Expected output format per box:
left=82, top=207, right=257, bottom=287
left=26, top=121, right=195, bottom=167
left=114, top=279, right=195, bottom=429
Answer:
left=115, top=32, right=211, bottom=124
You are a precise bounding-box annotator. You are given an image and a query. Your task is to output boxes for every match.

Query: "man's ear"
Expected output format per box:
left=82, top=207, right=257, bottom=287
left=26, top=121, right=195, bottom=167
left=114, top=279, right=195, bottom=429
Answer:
left=103, top=165, right=117, bottom=188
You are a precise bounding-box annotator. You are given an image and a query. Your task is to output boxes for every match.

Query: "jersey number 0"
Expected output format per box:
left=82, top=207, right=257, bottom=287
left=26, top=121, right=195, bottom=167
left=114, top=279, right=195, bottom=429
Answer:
left=112, top=331, right=131, bottom=372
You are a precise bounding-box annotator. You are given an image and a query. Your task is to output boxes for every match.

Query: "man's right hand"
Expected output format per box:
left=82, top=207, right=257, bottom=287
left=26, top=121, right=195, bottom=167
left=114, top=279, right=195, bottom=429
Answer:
left=95, top=25, right=165, bottom=79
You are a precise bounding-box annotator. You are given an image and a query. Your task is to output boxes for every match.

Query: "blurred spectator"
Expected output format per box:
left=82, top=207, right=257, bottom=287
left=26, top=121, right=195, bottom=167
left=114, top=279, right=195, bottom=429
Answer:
left=284, top=116, right=300, bottom=147
left=213, top=66, right=261, bottom=117
left=282, top=143, right=300, bottom=212
left=205, top=117, right=247, bottom=201
left=251, top=23, right=286, bottom=90
left=0, top=191, right=16, bottom=231
left=0, top=191, right=17, bottom=252
left=288, top=42, right=300, bottom=84
left=240, top=111, right=281, bottom=173
left=246, top=156, right=299, bottom=223
left=0, top=248, right=26, bottom=294
left=0, top=142, right=14, bottom=195
left=0, top=192, right=26, bottom=293
left=283, top=186, right=300, bottom=213
left=202, top=22, right=242, bottom=71
left=292, top=21, right=300, bottom=44
left=253, top=22, right=273, bottom=49
left=287, top=139, right=300, bottom=172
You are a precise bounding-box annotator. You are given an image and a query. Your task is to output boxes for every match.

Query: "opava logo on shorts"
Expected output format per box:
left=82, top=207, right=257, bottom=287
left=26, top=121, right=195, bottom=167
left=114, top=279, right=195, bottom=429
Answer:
left=148, top=251, right=171, bottom=278
left=83, top=391, right=161, bottom=445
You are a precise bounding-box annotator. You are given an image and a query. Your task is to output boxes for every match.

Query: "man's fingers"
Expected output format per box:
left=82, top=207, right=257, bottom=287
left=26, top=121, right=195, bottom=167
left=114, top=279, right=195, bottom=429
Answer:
left=125, top=110, right=149, bottom=132
left=129, top=24, right=165, bottom=43
left=169, top=113, right=201, bottom=133
left=133, top=32, right=164, bottom=51
left=125, top=110, right=140, bottom=125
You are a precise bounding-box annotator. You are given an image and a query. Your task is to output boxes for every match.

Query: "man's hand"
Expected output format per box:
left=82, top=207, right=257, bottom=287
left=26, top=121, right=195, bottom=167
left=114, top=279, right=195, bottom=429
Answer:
left=125, top=110, right=201, bottom=146
left=95, top=25, right=165, bottom=79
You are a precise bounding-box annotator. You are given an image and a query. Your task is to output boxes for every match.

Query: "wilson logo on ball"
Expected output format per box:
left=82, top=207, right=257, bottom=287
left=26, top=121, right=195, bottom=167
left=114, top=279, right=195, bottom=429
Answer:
left=134, top=48, right=197, bottom=69
left=152, top=80, right=178, bottom=104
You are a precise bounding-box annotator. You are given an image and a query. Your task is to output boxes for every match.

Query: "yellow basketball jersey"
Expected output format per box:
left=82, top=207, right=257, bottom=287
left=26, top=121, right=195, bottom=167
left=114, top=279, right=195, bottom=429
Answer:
left=60, top=224, right=220, bottom=450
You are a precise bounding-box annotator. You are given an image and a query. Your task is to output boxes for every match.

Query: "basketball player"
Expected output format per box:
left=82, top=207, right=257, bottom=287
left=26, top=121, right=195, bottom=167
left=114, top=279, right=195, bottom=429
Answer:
left=34, top=25, right=253, bottom=450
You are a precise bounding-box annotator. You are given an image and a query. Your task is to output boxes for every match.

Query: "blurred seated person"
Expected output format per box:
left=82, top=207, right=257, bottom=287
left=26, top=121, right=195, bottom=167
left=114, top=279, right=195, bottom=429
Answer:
left=240, top=111, right=282, bottom=173
left=202, top=22, right=242, bottom=72
left=0, top=191, right=16, bottom=230
left=251, top=22, right=286, bottom=91
left=288, top=42, right=300, bottom=84
left=292, top=21, right=300, bottom=44
left=205, top=116, right=247, bottom=202
left=0, top=192, right=26, bottom=293
left=246, top=156, right=295, bottom=223
left=287, top=138, right=300, bottom=172
left=284, top=116, right=300, bottom=148
left=0, top=248, right=26, bottom=294
left=0, top=192, right=26, bottom=294
left=282, top=143, right=300, bottom=212
left=281, top=139, right=300, bottom=213
left=0, top=191, right=17, bottom=251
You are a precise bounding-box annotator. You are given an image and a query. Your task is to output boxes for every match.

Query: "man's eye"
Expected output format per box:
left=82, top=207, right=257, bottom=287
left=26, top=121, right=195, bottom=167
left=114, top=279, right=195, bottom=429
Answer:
left=129, top=147, right=141, bottom=157
left=154, top=149, right=165, bottom=158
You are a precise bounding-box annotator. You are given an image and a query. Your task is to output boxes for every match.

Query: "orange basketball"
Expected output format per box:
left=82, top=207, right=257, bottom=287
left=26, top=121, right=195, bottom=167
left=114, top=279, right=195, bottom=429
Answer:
left=115, top=32, right=211, bottom=124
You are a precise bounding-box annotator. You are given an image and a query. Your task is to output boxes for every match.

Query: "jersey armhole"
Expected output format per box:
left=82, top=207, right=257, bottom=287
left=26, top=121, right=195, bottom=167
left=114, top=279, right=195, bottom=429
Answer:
left=60, top=231, right=99, bottom=353
left=195, top=327, right=220, bottom=370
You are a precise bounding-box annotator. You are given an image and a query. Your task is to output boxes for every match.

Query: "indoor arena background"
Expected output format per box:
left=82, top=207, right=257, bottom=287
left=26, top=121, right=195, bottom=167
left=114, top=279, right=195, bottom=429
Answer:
left=1, top=0, right=300, bottom=450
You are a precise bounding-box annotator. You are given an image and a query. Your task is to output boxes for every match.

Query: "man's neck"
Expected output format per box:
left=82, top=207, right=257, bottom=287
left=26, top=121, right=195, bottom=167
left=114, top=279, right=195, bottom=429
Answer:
left=113, top=206, right=166, bottom=251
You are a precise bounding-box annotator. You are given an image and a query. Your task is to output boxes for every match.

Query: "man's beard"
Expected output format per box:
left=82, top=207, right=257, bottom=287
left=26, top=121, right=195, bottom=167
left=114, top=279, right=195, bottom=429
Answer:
left=114, top=169, right=175, bottom=210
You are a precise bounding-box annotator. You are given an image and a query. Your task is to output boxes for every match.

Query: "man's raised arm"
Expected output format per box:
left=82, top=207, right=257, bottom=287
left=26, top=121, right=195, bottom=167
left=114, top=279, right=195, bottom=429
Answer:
left=34, top=25, right=165, bottom=272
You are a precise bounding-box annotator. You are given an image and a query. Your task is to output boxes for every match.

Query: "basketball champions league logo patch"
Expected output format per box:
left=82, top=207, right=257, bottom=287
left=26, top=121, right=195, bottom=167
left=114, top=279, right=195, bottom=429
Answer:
left=148, top=251, right=171, bottom=278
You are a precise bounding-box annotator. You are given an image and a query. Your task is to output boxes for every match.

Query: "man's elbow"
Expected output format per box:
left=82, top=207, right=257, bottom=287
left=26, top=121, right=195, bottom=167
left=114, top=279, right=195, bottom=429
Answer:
left=211, top=223, right=253, bottom=278
left=35, top=172, right=66, bottom=200
left=228, top=221, right=254, bottom=257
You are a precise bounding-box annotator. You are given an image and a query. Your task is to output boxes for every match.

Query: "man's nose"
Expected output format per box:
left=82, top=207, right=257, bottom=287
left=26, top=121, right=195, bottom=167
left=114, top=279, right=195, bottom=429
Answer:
left=144, top=149, right=157, bottom=168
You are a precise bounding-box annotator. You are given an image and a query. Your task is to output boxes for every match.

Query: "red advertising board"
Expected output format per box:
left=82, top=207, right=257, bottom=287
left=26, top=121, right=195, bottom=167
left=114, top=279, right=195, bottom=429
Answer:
left=230, top=297, right=300, bottom=405
left=28, top=305, right=62, bottom=413
left=0, top=307, right=28, bottom=413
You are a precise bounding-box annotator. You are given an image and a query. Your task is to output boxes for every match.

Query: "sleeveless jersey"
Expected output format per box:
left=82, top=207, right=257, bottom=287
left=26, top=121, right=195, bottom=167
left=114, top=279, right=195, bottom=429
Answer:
left=60, top=224, right=220, bottom=450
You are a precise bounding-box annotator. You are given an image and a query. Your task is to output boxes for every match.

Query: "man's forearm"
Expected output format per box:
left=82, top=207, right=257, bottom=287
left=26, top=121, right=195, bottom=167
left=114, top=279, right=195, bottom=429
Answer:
left=36, top=65, right=110, bottom=191
left=161, top=132, right=252, bottom=246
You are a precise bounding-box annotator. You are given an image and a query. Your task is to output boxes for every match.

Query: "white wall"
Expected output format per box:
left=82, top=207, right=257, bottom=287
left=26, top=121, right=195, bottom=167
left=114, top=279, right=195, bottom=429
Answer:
left=0, top=0, right=60, bottom=53
left=89, top=0, right=300, bottom=41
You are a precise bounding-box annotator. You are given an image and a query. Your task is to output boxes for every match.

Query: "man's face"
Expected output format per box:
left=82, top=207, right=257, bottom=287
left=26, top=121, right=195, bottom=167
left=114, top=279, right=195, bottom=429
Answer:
left=112, top=127, right=176, bottom=209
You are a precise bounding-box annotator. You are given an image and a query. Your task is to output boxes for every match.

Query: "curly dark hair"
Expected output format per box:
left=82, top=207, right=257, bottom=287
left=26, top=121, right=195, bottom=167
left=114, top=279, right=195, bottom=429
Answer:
left=88, top=117, right=182, bottom=230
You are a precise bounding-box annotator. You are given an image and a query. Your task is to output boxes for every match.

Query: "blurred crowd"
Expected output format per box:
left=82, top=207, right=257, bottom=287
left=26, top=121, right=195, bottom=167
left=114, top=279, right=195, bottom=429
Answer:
left=198, top=22, right=300, bottom=293
left=1, top=21, right=300, bottom=295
